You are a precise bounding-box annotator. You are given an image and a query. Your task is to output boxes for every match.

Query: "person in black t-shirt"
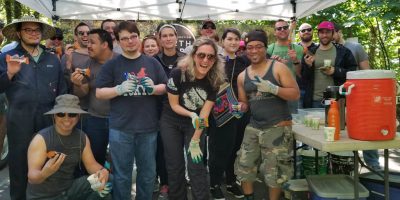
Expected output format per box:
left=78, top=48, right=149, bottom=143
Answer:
left=161, top=38, right=225, bottom=200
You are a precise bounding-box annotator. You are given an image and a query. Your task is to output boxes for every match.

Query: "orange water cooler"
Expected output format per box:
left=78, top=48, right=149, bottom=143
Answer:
left=339, top=70, right=397, bottom=141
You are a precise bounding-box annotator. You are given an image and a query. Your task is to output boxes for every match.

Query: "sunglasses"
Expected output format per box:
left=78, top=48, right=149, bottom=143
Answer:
left=300, top=28, right=313, bottom=33
left=202, top=24, right=216, bottom=30
left=275, top=25, right=289, bottom=31
left=77, top=31, right=90, bottom=36
left=196, top=52, right=216, bottom=61
left=56, top=113, right=79, bottom=118
left=50, top=36, right=64, bottom=40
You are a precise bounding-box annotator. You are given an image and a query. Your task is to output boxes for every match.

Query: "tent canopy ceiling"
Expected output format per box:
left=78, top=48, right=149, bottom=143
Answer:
left=17, top=0, right=345, bottom=21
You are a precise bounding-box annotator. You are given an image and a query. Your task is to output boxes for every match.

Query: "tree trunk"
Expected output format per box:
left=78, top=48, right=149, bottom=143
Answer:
left=13, top=0, right=22, bottom=19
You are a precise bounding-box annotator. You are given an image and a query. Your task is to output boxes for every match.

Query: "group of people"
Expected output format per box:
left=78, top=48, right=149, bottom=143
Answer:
left=0, top=14, right=376, bottom=200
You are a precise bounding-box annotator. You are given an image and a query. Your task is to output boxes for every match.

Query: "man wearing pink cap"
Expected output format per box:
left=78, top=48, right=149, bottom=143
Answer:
left=301, top=21, right=357, bottom=108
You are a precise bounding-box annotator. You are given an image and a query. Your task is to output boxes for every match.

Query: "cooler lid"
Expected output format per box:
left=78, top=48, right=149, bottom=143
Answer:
left=347, top=70, right=395, bottom=79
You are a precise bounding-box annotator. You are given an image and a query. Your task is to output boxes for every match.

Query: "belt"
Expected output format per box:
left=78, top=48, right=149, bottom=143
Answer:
left=274, top=120, right=292, bottom=127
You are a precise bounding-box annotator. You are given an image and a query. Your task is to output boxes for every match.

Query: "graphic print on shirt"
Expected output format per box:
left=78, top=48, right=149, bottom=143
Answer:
left=124, top=67, right=155, bottom=96
left=167, top=77, right=178, bottom=92
left=183, top=87, right=207, bottom=111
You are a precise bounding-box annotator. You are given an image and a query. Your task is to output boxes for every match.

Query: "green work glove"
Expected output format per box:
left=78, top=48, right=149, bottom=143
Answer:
left=252, top=75, right=279, bottom=95
left=188, top=138, right=203, bottom=164
left=141, top=77, right=155, bottom=95
left=190, top=112, right=199, bottom=129
left=115, top=80, right=136, bottom=96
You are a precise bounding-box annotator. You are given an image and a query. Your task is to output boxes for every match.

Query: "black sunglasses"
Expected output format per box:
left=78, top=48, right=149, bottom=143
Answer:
left=300, top=28, right=313, bottom=33
left=275, top=25, right=289, bottom=31
left=56, top=113, right=79, bottom=118
left=202, top=24, right=216, bottom=30
left=50, top=36, right=64, bottom=40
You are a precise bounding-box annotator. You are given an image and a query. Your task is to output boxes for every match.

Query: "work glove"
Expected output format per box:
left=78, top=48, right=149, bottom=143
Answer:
left=188, top=138, right=203, bottom=164
left=190, top=112, right=199, bottom=129
left=230, top=103, right=243, bottom=119
left=141, top=77, right=155, bottom=95
left=115, top=80, right=135, bottom=96
left=98, top=182, right=112, bottom=198
left=87, top=173, right=102, bottom=191
left=252, top=75, right=279, bottom=95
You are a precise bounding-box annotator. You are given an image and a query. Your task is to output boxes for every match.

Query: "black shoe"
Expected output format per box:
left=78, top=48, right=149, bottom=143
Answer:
left=210, top=185, right=225, bottom=200
left=226, top=183, right=244, bottom=198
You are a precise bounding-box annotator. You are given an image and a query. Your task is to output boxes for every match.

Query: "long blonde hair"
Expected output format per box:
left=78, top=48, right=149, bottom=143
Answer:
left=178, top=37, right=225, bottom=90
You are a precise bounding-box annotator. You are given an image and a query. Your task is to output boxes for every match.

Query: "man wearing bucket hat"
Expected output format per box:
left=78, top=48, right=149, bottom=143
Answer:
left=235, top=29, right=300, bottom=200
left=301, top=21, right=357, bottom=108
left=26, top=94, right=111, bottom=199
left=0, top=15, right=67, bottom=200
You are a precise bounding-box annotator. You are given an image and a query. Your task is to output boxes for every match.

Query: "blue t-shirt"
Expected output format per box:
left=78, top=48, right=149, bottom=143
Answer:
left=96, top=54, right=168, bottom=133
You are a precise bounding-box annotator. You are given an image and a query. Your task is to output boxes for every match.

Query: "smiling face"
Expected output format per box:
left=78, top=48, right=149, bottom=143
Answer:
left=246, top=41, right=266, bottom=65
left=143, top=38, right=159, bottom=57
left=274, top=21, right=289, bottom=41
left=299, top=26, right=313, bottom=43
left=75, top=25, right=90, bottom=48
left=88, top=33, right=106, bottom=59
left=159, top=27, right=177, bottom=51
left=193, top=44, right=216, bottom=79
left=318, top=29, right=334, bottom=46
left=54, top=113, right=79, bottom=135
left=222, top=32, right=240, bottom=54
left=18, top=22, right=42, bottom=46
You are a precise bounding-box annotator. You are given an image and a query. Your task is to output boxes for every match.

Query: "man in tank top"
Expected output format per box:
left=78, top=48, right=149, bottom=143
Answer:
left=26, top=94, right=110, bottom=200
left=234, top=30, right=300, bottom=200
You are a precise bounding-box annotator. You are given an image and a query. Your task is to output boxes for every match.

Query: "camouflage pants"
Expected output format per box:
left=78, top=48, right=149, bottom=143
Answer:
left=234, top=125, right=294, bottom=188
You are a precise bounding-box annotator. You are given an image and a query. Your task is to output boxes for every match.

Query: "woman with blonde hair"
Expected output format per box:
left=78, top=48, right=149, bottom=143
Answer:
left=161, top=37, right=224, bottom=199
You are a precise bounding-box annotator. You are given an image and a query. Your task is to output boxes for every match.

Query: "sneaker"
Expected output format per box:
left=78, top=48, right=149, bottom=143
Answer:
left=210, top=185, right=225, bottom=200
left=153, top=179, right=160, bottom=193
left=159, top=185, right=169, bottom=199
left=226, top=183, right=244, bottom=198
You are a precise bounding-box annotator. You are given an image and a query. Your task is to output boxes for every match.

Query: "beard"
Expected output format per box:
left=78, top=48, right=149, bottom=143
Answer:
left=301, top=35, right=312, bottom=43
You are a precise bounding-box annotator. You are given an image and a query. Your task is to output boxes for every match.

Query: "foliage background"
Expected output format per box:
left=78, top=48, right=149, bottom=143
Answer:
left=0, top=0, right=399, bottom=77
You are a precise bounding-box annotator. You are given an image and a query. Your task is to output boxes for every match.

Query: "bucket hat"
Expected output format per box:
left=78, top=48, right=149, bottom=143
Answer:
left=2, top=15, right=55, bottom=41
left=44, top=94, right=88, bottom=115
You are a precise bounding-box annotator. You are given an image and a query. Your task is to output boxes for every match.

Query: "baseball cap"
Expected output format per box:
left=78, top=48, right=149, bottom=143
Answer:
left=201, top=19, right=216, bottom=29
left=317, top=21, right=334, bottom=30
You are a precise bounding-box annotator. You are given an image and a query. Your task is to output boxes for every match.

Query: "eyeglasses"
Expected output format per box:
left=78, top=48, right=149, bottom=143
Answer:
left=246, top=44, right=265, bottom=51
left=56, top=113, right=79, bottom=118
left=22, top=28, right=42, bottom=35
left=196, top=52, right=216, bottom=61
left=202, top=24, right=216, bottom=30
left=275, top=25, right=289, bottom=31
left=50, top=36, right=64, bottom=40
left=300, top=28, right=313, bottom=33
left=120, top=35, right=139, bottom=42
left=77, top=31, right=90, bottom=36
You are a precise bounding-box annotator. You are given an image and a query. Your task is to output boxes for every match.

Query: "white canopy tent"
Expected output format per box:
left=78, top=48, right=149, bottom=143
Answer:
left=17, top=0, right=345, bottom=21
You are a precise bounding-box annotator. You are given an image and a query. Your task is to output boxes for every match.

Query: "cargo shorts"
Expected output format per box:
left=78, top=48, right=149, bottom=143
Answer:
left=234, top=125, right=294, bottom=188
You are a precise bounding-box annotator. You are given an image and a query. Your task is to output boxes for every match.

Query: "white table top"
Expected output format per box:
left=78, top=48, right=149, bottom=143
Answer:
left=293, top=124, right=400, bottom=152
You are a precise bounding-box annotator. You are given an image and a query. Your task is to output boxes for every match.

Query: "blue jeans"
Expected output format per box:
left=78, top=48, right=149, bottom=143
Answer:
left=85, top=115, right=109, bottom=165
left=109, top=129, right=157, bottom=200
left=363, top=150, right=380, bottom=168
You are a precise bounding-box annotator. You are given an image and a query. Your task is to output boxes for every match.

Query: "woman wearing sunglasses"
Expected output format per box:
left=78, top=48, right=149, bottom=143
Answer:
left=161, top=38, right=225, bottom=200
left=26, top=94, right=111, bottom=199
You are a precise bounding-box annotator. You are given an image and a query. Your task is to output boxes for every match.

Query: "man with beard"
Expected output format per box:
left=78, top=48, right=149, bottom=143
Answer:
left=101, top=19, right=123, bottom=54
left=62, top=22, right=91, bottom=94
left=297, top=23, right=317, bottom=108
left=71, top=29, right=118, bottom=166
left=0, top=16, right=67, bottom=200
left=267, top=19, right=303, bottom=113
left=235, top=29, right=299, bottom=200
left=301, top=21, right=357, bottom=108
